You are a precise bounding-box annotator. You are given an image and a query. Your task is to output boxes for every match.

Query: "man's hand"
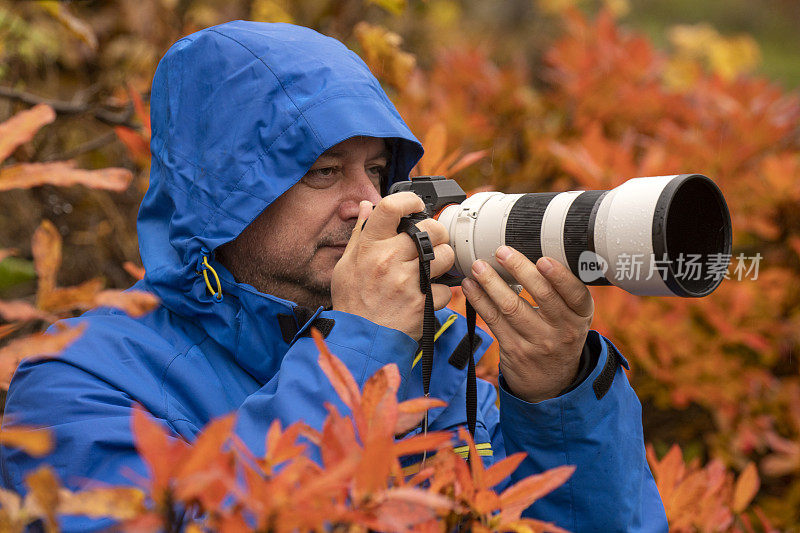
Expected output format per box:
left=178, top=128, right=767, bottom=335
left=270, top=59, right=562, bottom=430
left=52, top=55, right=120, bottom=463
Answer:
left=461, top=246, right=594, bottom=403
left=331, top=192, right=454, bottom=341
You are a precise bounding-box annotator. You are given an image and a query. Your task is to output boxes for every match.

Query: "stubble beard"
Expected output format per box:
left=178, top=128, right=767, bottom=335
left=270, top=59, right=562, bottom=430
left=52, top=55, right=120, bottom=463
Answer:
left=217, top=224, right=355, bottom=310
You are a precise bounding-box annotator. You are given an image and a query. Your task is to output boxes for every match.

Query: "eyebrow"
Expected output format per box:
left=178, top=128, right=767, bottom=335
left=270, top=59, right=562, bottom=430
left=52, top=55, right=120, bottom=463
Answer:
left=317, top=148, right=391, bottom=161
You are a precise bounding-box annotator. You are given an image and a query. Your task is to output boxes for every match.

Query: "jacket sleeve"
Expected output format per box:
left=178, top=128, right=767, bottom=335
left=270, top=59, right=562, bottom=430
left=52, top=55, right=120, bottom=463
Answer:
left=0, top=310, right=421, bottom=532
left=491, top=329, right=668, bottom=532
left=233, top=309, right=420, bottom=457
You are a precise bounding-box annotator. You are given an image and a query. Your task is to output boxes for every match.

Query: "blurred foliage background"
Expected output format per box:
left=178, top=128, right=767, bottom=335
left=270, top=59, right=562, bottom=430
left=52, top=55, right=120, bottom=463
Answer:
left=1, top=0, right=799, bottom=530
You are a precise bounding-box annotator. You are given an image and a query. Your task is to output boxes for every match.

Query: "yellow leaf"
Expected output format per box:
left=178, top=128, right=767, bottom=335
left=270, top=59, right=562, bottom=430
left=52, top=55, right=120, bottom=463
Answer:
left=0, top=427, right=53, bottom=457
left=367, top=0, right=406, bottom=15
left=24, top=466, right=60, bottom=531
left=354, top=22, right=416, bottom=90
left=250, top=0, right=294, bottom=23
left=58, top=487, right=146, bottom=520
left=36, top=1, right=97, bottom=51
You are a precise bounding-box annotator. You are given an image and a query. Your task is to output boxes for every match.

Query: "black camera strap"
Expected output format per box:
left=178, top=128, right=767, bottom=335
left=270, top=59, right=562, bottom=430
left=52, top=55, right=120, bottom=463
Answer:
left=398, top=216, right=479, bottom=460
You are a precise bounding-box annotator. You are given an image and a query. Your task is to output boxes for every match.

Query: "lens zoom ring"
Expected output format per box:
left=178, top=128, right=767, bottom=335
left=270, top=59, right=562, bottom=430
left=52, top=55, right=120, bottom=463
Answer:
left=564, top=191, right=606, bottom=277
left=505, top=193, right=559, bottom=263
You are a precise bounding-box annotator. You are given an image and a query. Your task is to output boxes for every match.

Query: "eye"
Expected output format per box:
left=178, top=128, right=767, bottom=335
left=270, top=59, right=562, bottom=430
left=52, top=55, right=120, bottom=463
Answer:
left=367, top=165, right=386, bottom=177
left=311, top=167, right=337, bottom=177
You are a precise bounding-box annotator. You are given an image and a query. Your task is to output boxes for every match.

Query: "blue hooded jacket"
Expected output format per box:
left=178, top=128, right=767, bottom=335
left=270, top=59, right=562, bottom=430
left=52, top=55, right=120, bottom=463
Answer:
left=1, top=21, right=666, bottom=532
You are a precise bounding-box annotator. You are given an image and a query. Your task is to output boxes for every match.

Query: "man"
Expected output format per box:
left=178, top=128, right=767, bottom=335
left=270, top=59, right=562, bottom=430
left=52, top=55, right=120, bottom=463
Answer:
left=1, top=21, right=667, bottom=531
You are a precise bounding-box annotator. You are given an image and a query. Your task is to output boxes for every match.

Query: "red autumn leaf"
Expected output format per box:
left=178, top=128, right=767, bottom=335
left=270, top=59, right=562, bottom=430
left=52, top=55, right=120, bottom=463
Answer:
left=0, top=161, right=132, bottom=192
left=0, top=104, right=56, bottom=164
left=126, top=82, right=151, bottom=134
left=114, top=126, right=151, bottom=166
left=93, top=290, right=159, bottom=317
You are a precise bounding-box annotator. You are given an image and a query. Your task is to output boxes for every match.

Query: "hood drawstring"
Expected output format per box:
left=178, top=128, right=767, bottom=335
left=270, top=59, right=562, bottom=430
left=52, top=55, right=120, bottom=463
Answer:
left=197, top=250, right=223, bottom=301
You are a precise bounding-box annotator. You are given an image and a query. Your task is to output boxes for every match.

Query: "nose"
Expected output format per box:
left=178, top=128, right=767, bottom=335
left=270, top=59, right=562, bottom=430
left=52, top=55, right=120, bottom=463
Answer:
left=338, top=167, right=383, bottom=220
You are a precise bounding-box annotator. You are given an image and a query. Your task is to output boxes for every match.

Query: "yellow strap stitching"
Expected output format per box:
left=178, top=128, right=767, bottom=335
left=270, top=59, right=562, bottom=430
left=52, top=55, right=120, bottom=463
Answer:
left=201, top=256, right=222, bottom=300
left=412, top=313, right=458, bottom=369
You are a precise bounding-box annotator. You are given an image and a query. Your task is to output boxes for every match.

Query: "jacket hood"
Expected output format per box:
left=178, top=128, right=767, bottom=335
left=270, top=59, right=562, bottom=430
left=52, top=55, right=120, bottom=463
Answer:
left=138, top=21, right=423, bottom=325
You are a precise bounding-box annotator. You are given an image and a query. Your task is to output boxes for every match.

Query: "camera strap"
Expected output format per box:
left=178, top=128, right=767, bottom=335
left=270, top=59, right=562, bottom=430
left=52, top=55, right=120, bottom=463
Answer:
left=398, top=216, right=480, bottom=457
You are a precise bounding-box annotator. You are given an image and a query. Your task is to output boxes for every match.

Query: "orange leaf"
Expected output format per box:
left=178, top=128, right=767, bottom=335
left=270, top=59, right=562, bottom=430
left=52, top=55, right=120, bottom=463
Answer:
left=126, top=82, right=151, bottom=134
left=131, top=406, right=187, bottom=497
left=0, top=104, right=55, bottom=163
left=38, top=279, right=104, bottom=313
left=0, top=300, right=55, bottom=323
left=0, top=323, right=86, bottom=387
left=393, top=431, right=452, bottom=457
left=114, top=126, right=151, bottom=165
left=732, top=462, right=760, bottom=513
left=0, top=161, right=133, bottom=192
left=24, top=466, right=61, bottom=530
left=123, top=262, right=146, bottom=280
left=94, top=290, right=159, bottom=317
left=446, top=149, right=489, bottom=176
left=498, top=465, right=575, bottom=520
left=32, top=220, right=61, bottom=297
left=499, top=517, right=572, bottom=533
left=0, top=427, right=53, bottom=456
left=419, top=123, right=447, bottom=175
left=395, top=397, right=447, bottom=435
left=176, top=414, right=236, bottom=479
left=458, top=426, right=484, bottom=488
left=314, top=328, right=365, bottom=433
left=483, top=452, right=527, bottom=489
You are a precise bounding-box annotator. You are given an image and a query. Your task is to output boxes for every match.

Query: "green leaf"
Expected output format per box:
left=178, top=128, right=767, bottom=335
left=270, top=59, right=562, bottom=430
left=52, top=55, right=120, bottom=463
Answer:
left=0, top=257, right=36, bottom=292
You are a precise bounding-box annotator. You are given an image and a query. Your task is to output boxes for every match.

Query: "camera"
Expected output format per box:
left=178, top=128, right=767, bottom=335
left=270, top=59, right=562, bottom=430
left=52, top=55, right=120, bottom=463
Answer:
left=390, top=174, right=732, bottom=297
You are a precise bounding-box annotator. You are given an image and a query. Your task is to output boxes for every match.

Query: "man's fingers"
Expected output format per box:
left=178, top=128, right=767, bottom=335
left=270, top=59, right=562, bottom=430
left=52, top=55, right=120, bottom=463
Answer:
left=469, top=259, right=544, bottom=332
left=349, top=200, right=373, bottom=242
left=533, top=256, right=594, bottom=319
left=429, top=244, right=455, bottom=279
left=432, top=283, right=452, bottom=311
left=493, top=247, right=574, bottom=325
left=460, top=278, right=519, bottom=341
left=362, top=192, right=426, bottom=240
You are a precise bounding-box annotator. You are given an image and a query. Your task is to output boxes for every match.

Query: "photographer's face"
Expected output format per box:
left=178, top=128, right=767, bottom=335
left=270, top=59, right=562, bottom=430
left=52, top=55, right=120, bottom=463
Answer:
left=217, top=136, right=387, bottom=309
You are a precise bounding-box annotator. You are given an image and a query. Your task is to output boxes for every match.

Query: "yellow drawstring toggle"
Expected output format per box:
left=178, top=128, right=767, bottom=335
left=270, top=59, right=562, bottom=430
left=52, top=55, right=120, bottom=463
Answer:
left=412, top=313, right=458, bottom=369
left=200, top=255, right=222, bottom=301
